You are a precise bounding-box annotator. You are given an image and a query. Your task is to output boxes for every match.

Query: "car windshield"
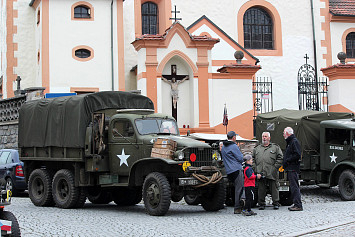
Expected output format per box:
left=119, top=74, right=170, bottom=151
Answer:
left=135, top=118, right=178, bottom=135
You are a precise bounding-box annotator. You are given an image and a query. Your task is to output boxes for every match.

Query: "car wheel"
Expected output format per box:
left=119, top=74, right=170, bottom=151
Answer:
left=52, top=169, right=80, bottom=209
left=28, top=169, right=54, bottom=206
left=0, top=211, right=21, bottom=237
left=200, top=181, right=226, bottom=212
left=339, top=169, right=355, bottom=201
left=143, top=172, right=171, bottom=216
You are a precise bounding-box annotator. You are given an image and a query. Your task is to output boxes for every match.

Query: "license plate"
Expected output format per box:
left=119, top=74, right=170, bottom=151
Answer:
left=279, top=186, right=289, bottom=191
left=179, top=178, right=199, bottom=186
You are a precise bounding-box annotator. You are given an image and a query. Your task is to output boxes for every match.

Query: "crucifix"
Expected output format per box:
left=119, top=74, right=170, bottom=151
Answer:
left=162, top=65, right=189, bottom=121
left=304, top=54, right=309, bottom=65
left=170, top=5, right=182, bottom=22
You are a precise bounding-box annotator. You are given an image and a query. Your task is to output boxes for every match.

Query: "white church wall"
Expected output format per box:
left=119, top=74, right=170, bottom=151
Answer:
left=329, top=79, right=355, bottom=112
left=137, top=77, right=146, bottom=96
left=208, top=78, right=252, bottom=127
left=330, top=22, right=355, bottom=64
left=49, top=0, right=112, bottom=92
left=0, top=0, right=7, bottom=97
left=13, top=0, right=36, bottom=91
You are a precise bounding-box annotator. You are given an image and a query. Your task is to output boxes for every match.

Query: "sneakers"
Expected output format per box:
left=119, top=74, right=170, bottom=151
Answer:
left=288, top=206, right=303, bottom=211
left=258, top=205, right=265, bottom=210
left=234, top=208, right=242, bottom=214
left=242, top=210, right=257, bottom=216
left=273, top=203, right=280, bottom=210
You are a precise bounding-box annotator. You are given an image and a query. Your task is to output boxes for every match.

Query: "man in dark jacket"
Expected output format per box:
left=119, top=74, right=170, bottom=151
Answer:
left=283, top=127, right=303, bottom=211
left=221, top=131, right=244, bottom=214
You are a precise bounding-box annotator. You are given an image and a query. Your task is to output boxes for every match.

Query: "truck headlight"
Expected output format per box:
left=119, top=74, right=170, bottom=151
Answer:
left=177, top=151, right=184, bottom=160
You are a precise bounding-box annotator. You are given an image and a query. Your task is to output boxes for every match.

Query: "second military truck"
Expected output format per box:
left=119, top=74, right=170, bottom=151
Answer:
left=19, top=91, right=225, bottom=216
left=255, top=109, right=355, bottom=201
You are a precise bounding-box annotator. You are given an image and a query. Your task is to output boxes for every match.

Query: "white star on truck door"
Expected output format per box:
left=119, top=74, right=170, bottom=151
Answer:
left=330, top=153, right=337, bottom=163
left=117, top=148, right=130, bottom=166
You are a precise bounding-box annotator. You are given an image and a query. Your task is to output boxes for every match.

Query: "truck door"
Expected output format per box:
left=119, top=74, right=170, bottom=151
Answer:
left=109, top=119, right=139, bottom=177
left=322, top=128, right=350, bottom=171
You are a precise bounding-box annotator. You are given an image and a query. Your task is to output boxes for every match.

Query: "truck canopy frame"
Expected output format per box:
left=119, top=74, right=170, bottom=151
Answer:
left=19, top=91, right=154, bottom=148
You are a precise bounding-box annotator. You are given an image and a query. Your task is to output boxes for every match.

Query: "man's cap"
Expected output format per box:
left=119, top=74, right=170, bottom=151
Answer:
left=227, top=131, right=236, bottom=139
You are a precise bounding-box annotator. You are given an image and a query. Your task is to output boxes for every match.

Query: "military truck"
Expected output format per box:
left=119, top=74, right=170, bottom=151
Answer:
left=18, top=91, right=226, bottom=216
left=255, top=109, right=355, bottom=201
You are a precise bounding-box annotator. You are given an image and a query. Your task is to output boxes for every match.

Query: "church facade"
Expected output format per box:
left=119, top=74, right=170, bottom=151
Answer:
left=1, top=0, right=355, bottom=138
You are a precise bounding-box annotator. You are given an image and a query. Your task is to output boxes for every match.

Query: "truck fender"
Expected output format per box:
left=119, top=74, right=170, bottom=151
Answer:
left=128, top=158, right=184, bottom=186
left=329, top=161, right=355, bottom=186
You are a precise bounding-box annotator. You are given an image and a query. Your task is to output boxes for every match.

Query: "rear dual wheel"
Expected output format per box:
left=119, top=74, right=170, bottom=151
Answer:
left=52, top=169, right=81, bottom=209
left=28, top=169, right=54, bottom=206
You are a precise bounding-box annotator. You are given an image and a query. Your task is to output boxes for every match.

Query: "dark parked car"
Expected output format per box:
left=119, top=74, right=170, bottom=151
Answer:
left=0, top=149, right=26, bottom=195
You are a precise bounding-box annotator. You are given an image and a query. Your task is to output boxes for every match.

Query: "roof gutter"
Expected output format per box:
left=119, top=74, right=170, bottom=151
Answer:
left=111, top=0, right=114, bottom=91
left=310, top=0, right=319, bottom=110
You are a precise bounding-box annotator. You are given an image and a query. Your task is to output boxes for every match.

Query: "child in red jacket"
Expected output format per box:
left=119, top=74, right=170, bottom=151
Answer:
left=243, top=154, right=261, bottom=216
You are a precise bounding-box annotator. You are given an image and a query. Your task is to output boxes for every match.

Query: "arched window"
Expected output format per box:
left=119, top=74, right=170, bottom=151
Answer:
left=142, top=2, right=158, bottom=35
left=74, top=5, right=90, bottom=18
left=75, top=48, right=91, bottom=58
left=243, top=7, right=273, bottom=49
left=346, top=32, right=355, bottom=58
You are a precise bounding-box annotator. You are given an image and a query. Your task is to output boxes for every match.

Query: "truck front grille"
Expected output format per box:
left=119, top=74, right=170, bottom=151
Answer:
left=184, top=147, right=213, bottom=167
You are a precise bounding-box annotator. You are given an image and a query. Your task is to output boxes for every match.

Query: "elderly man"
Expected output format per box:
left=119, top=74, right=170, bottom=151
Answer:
left=221, top=131, right=244, bottom=214
left=253, top=132, right=283, bottom=210
left=283, top=127, right=303, bottom=211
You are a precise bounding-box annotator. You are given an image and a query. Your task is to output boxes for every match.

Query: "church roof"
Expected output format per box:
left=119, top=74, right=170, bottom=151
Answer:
left=135, top=21, right=220, bottom=43
left=329, top=0, right=355, bottom=16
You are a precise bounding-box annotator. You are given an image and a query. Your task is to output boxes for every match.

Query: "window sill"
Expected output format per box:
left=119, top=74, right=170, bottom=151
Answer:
left=245, top=48, right=282, bottom=56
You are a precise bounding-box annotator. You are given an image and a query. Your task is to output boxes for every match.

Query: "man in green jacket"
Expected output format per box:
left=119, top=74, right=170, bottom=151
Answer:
left=253, top=132, right=283, bottom=210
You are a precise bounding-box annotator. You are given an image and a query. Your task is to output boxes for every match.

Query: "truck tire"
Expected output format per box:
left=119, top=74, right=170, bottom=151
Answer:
left=338, top=169, right=355, bottom=201
left=0, top=211, right=21, bottom=237
left=52, top=169, right=80, bottom=209
left=87, top=188, right=112, bottom=204
left=75, top=187, right=87, bottom=208
left=279, top=191, right=293, bottom=206
left=184, top=194, right=200, bottom=205
left=28, top=169, right=54, bottom=206
left=143, top=172, right=171, bottom=216
left=200, top=181, right=226, bottom=212
left=112, top=187, right=141, bottom=206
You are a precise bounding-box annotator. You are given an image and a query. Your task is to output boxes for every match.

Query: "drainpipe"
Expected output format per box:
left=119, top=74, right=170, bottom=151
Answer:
left=111, top=0, right=114, bottom=91
left=310, top=0, right=319, bottom=110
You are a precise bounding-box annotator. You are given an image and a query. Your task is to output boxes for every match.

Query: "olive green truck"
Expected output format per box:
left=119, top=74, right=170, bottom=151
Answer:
left=255, top=109, right=355, bottom=201
left=19, top=91, right=225, bottom=216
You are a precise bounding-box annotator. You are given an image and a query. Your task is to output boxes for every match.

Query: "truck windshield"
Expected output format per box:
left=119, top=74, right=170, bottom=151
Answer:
left=135, top=118, right=178, bottom=135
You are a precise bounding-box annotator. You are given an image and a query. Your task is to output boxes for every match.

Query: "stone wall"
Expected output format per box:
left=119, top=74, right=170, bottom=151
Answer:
left=0, top=88, right=45, bottom=149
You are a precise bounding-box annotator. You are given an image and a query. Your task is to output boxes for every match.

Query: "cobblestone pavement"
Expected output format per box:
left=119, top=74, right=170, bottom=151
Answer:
left=6, top=185, right=355, bottom=237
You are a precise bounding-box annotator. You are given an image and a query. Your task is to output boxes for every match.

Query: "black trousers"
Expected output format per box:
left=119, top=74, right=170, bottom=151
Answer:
left=245, top=186, right=255, bottom=211
left=227, top=170, right=244, bottom=209
left=287, top=171, right=303, bottom=208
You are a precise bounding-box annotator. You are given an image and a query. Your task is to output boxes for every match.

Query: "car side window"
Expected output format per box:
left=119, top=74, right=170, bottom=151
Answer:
left=0, top=151, right=11, bottom=165
left=112, top=120, right=134, bottom=138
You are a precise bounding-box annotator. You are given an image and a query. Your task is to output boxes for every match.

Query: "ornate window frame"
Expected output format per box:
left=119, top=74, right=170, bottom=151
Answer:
left=72, top=45, right=94, bottom=62
left=238, top=0, right=282, bottom=56
left=71, top=1, right=94, bottom=21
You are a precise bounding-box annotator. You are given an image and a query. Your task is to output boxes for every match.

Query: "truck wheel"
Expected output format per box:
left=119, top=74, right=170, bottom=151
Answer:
left=339, top=169, right=355, bottom=201
left=143, top=172, right=171, bottom=216
left=279, top=191, right=293, bottom=206
left=200, top=181, right=226, bottom=212
left=28, top=169, right=54, bottom=206
left=87, top=188, right=112, bottom=204
left=112, top=187, right=141, bottom=206
left=52, top=169, right=80, bottom=209
left=75, top=187, right=87, bottom=208
left=0, top=211, right=21, bottom=237
left=184, top=194, right=200, bottom=205
left=171, top=190, right=184, bottom=202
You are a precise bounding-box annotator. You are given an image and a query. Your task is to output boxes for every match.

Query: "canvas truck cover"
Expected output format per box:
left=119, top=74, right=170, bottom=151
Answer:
left=18, top=91, right=154, bottom=148
left=255, top=109, right=353, bottom=152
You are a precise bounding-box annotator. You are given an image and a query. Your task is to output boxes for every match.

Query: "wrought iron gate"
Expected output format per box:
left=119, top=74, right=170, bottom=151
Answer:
left=252, top=76, right=273, bottom=119
left=298, top=63, right=328, bottom=111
